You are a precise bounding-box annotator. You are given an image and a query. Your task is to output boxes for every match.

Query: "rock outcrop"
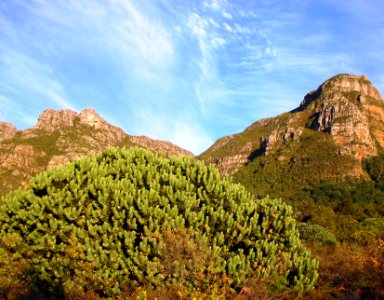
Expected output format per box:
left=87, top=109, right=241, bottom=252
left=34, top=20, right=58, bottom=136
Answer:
left=0, top=122, right=18, bottom=141
left=0, top=108, right=192, bottom=195
left=34, top=109, right=78, bottom=131
left=301, top=74, right=383, bottom=160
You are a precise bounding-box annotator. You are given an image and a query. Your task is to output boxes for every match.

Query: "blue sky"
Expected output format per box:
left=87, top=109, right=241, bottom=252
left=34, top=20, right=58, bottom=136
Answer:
left=1, top=0, right=384, bottom=154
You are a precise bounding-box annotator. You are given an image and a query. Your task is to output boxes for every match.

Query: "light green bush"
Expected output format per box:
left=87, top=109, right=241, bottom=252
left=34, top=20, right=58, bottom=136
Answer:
left=0, top=147, right=318, bottom=297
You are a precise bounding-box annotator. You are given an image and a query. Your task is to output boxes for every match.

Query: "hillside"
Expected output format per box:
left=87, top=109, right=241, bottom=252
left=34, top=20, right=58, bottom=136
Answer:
left=0, top=108, right=191, bottom=195
left=199, top=74, right=384, bottom=297
left=200, top=74, right=384, bottom=199
left=200, top=73, right=384, bottom=235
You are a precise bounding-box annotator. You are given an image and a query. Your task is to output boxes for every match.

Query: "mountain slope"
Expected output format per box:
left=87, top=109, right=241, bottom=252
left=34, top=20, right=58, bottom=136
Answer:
left=0, top=108, right=191, bottom=195
left=200, top=74, right=384, bottom=180
left=199, top=74, right=384, bottom=229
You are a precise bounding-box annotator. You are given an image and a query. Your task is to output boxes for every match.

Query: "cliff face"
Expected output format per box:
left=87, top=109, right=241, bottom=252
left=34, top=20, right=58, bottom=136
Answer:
left=0, top=108, right=191, bottom=195
left=0, top=122, right=18, bottom=141
left=200, top=74, right=384, bottom=178
left=301, top=74, right=383, bottom=160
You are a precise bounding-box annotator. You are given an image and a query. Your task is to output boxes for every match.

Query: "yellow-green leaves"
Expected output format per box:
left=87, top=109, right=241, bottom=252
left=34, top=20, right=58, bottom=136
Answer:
left=0, top=147, right=318, bottom=297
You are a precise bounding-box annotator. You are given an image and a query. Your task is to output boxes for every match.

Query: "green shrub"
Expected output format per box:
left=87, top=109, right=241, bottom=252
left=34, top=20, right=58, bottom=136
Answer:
left=364, top=154, right=384, bottom=190
left=0, top=147, right=318, bottom=297
left=351, top=218, right=384, bottom=245
left=297, top=223, right=337, bottom=245
left=361, top=218, right=384, bottom=231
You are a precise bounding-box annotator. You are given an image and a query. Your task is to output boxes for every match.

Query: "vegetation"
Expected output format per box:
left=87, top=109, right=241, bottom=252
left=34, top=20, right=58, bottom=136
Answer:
left=0, top=147, right=318, bottom=298
left=297, top=223, right=337, bottom=246
left=230, top=140, right=384, bottom=298
left=234, top=129, right=358, bottom=199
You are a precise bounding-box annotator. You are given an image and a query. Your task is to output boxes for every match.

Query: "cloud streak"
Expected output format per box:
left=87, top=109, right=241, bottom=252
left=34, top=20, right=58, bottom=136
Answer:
left=0, top=0, right=383, bottom=153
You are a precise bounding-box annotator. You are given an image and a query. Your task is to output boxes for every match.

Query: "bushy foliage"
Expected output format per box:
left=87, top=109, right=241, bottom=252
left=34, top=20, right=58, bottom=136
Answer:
left=308, top=240, right=384, bottom=299
left=297, top=223, right=337, bottom=245
left=364, top=153, right=384, bottom=190
left=0, top=147, right=318, bottom=298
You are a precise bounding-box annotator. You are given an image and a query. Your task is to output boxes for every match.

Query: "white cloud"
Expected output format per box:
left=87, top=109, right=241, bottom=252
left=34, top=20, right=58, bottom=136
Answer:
left=132, top=108, right=213, bottom=155
left=223, top=22, right=233, bottom=32
left=14, top=0, right=174, bottom=77
left=223, top=11, right=232, bottom=19
left=187, top=12, right=232, bottom=116
left=104, top=1, right=175, bottom=76
left=264, top=47, right=278, bottom=57
left=0, top=95, right=36, bottom=127
left=188, top=13, right=209, bottom=38
left=234, top=23, right=251, bottom=34
left=209, top=17, right=219, bottom=28
left=0, top=48, right=75, bottom=110
left=211, top=37, right=226, bottom=48
left=172, top=121, right=214, bottom=155
left=203, top=0, right=221, bottom=11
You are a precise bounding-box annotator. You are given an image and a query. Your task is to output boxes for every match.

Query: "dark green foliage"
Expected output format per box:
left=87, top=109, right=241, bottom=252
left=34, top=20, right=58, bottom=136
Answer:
left=233, top=129, right=384, bottom=242
left=351, top=218, right=384, bottom=245
left=297, top=223, right=337, bottom=245
left=234, top=130, right=359, bottom=200
left=364, top=153, right=384, bottom=190
left=0, top=147, right=318, bottom=297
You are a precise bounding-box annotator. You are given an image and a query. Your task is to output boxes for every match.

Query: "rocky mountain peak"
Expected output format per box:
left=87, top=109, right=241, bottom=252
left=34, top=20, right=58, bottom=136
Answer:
left=34, top=107, right=114, bottom=132
left=298, top=74, right=384, bottom=160
left=34, top=108, right=78, bottom=132
left=322, top=74, right=381, bottom=99
left=0, top=107, right=192, bottom=195
left=0, top=121, right=18, bottom=141
left=78, top=108, right=106, bottom=128
left=300, top=74, right=381, bottom=109
left=200, top=73, right=384, bottom=177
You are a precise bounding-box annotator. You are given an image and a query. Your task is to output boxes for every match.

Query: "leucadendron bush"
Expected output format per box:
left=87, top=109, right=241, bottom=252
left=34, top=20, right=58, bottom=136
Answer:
left=0, top=147, right=318, bottom=298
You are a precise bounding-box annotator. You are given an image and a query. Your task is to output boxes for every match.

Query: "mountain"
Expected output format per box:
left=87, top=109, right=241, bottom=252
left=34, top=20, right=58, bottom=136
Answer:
left=199, top=74, right=384, bottom=218
left=0, top=108, right=191, bottom=195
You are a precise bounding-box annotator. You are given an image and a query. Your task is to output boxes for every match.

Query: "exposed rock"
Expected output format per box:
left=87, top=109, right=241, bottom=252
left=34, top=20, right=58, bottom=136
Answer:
left=0, top=122, right=18, bottom=141
left=130, top=136, right=192, bottom=158
left=78, top=108, right=104, bottom=128
left=214, top=154, right=249, bottom=176
left=261, top=126, right=303, bottom=155
left=34, top=109, right=78, bottom=132
left=302, top=74, right=381, bottom=159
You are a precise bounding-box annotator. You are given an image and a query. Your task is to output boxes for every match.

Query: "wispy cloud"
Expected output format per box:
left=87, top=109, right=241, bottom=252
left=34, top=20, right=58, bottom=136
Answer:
left=0, top=49, right=73, bottom=105
left=0, top=0, right=383, bottom=153
left=108, top=0, right=174, bottom=74
left=132, top=107, right=213, bottom=155
left=0, top=95, right=36, bottom=127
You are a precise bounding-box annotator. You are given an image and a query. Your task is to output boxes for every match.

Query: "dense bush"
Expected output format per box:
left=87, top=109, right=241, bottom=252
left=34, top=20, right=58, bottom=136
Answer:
left=297, top=223, right=337, bottom=245
left=364, top=154, right=384, bottom=190
left=0, top=147, right=318, bottom=297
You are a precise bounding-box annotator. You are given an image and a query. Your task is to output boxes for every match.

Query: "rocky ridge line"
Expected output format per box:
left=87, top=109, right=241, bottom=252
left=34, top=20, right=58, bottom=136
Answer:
left=0, top=108, right=192, bottom=195
left=200, top=74, right=384, bottom=176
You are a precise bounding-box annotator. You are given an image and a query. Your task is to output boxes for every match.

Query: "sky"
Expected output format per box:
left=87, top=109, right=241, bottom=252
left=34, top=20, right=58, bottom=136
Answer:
left=1, top=0, right=384, bottom=154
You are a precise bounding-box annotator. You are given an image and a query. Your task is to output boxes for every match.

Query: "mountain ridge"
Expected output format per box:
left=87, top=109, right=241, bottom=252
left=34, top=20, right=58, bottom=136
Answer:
left=0, top=108, right=192, bottom=195
left=199, top=74, right=384, bottom=178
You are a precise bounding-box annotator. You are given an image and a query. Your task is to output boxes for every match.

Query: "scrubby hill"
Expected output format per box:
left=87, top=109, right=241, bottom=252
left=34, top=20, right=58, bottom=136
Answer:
left=200, top=74, right=384, bottom=178
left=0, top=108, right=191, bottom=195
left=0, top=147, right=318, bottom=299
left=200, top=74, right=384, bottom=298
left=200, top=74, right=384, bottom=231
